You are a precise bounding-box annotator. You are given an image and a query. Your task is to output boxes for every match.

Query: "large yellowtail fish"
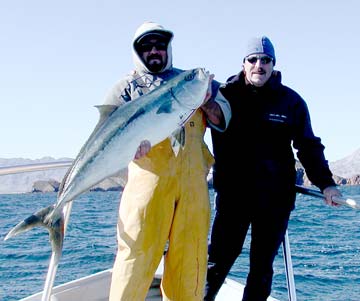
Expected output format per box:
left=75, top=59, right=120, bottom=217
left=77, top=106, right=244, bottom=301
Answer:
left=4, top=68, right=210, bottom=260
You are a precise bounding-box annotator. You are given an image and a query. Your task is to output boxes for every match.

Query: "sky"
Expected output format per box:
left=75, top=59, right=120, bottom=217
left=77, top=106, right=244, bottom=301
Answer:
left=1, top=0, right=359, bottom=162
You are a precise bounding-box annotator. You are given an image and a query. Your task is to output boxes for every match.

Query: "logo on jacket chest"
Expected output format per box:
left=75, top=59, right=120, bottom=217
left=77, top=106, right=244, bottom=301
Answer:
left=268, top=113, right=287, bottom=123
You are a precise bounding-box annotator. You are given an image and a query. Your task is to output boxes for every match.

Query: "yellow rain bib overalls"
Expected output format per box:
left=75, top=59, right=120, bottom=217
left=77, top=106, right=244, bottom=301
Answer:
left=106, top=22, right=230, bottom=301
left=109, top=110, right=214, bottom=301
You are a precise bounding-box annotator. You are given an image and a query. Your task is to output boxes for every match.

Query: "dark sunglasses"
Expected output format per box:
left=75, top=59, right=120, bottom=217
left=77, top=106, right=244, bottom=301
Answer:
left=138, top=42, right=167, bottom=52
left=246, top=55, right=273, bottom=65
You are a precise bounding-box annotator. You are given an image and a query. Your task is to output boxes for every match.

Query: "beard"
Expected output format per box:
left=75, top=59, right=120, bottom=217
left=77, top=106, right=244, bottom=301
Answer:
left=147, top=61, right=163, bottom=72
left=146, top=55, right=166, bottom=72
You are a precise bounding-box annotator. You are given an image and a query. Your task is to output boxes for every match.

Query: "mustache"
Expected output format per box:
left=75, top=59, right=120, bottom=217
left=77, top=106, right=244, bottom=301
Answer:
left=148, top=54, right=162, bottom=60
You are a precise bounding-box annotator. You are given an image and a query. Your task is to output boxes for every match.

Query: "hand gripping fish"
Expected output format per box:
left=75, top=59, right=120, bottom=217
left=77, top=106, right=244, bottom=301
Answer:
left=4, top=68, right=211, bottom=261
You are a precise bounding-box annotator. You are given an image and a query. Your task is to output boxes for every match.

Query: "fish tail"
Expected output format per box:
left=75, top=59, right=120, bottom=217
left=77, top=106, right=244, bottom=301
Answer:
left=4, top=204, right=65, bottom=261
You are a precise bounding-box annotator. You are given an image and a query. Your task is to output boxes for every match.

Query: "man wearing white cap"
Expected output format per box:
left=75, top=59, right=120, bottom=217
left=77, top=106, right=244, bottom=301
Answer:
left=103, top=21, right=231, bottom=301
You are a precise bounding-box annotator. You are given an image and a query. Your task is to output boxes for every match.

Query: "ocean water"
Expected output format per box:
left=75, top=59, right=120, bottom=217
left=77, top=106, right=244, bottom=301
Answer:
left=1, top=186, right=359, bottom=301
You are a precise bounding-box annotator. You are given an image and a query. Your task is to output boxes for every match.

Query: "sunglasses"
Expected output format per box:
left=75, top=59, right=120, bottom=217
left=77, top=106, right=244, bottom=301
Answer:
left=138, top=42, right=167, bottom=52
left=246, top=55, right=273, bottom=65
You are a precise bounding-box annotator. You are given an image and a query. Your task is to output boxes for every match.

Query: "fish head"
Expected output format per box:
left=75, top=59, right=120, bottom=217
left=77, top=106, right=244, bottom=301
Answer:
left=171, top=68, right=210, bottom=110
left=162, top=68, right=210, bottom=126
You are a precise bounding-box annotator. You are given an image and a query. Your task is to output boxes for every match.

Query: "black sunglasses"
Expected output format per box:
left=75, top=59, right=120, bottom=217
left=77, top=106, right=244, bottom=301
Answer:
left=246, top=55, right=273, bottom=65
left=138, top=42, right=167, bottom=52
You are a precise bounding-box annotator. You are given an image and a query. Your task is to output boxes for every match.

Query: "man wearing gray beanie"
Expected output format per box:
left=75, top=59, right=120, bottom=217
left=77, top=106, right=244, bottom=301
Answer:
left=244, top=36, right=276, bottom=66
left=205, top=36, right=341, bottom=301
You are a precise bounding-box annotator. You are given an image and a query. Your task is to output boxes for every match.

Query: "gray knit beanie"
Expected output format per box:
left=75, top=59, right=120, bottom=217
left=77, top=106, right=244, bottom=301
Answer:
left=244, top=36, right=276, bottom=65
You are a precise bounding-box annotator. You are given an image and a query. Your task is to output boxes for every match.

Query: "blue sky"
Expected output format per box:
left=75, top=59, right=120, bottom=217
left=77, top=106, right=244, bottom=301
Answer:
left=1, top=0, right=359, bottom=162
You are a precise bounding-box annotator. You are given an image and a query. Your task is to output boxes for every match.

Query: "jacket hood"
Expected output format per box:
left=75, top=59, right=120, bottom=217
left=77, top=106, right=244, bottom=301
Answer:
left=132, top=21, right=174, bottom=73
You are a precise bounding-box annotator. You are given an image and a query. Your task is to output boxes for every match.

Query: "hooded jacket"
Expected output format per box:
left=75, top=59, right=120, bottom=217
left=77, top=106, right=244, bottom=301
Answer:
left=132, top=21, right=174, bottom=73
left=103, top=21, right=230, bottom=130
left=103, top=22, right=184, bottom=106
left=211, top=71, right=336, bottom=211
left=107, top=23, right=222, bottom=300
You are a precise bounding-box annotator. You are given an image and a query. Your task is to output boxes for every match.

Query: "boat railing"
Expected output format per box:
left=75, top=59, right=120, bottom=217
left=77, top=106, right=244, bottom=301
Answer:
left=283, top=230, right=297, bottom=301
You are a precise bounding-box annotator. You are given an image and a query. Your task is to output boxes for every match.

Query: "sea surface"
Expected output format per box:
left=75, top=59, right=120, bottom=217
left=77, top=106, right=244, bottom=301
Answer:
left=1, top=186, right=359, bottom=301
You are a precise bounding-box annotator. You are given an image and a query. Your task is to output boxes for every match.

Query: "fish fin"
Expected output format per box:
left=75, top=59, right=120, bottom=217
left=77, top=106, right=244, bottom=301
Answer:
left=94, top=104, right=118, bottom=129
left=48, top=215, right=65, bottom=263
left=4, top=204, right=65, bottom=263
left=156, top=99, right=172, bottom=114
left=4, top=205, right=54, bottom=240
left=170, top=127, right=185, bottom=156
left=58, top=104, right=119, bottom=195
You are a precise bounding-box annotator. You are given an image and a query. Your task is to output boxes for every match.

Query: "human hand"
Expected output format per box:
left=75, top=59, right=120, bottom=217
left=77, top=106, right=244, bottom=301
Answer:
left=323, top=186, right=342, bottom=207
left=134, top=140, right=151, bottom=159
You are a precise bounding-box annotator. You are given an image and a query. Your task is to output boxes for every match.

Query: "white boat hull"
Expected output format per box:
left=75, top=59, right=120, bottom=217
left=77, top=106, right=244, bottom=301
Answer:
left=19, top=258, right=279, bottom=301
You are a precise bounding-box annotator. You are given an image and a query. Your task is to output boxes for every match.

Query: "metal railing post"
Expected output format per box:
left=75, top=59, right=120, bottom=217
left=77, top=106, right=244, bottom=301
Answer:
left=41, top=201, right=73, bottom=301
left=282, top=230, right=297, bottom=301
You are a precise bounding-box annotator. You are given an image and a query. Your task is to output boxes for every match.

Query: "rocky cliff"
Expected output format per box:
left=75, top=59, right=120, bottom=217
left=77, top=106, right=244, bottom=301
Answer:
left=1, top=149, right=359, bottom=194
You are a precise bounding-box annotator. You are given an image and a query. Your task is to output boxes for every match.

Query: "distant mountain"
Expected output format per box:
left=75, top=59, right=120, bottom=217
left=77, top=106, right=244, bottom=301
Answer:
left=0, top=157, right=128, bottom=194
left=0, top=148, right=359, bottom=194
left=0, top=157, right=72, bottom=194
left=329, top=148, right=360, bottom=178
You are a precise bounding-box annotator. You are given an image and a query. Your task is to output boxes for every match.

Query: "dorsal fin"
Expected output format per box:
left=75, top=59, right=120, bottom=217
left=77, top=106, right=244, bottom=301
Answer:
left=58, top=104, right=119, bottom=195
left=94, top=104, right=118, bottom=130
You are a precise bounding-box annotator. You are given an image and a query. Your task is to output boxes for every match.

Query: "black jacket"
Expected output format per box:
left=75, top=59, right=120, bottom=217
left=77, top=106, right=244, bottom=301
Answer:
left=211, top=71, right=335, bottom=211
